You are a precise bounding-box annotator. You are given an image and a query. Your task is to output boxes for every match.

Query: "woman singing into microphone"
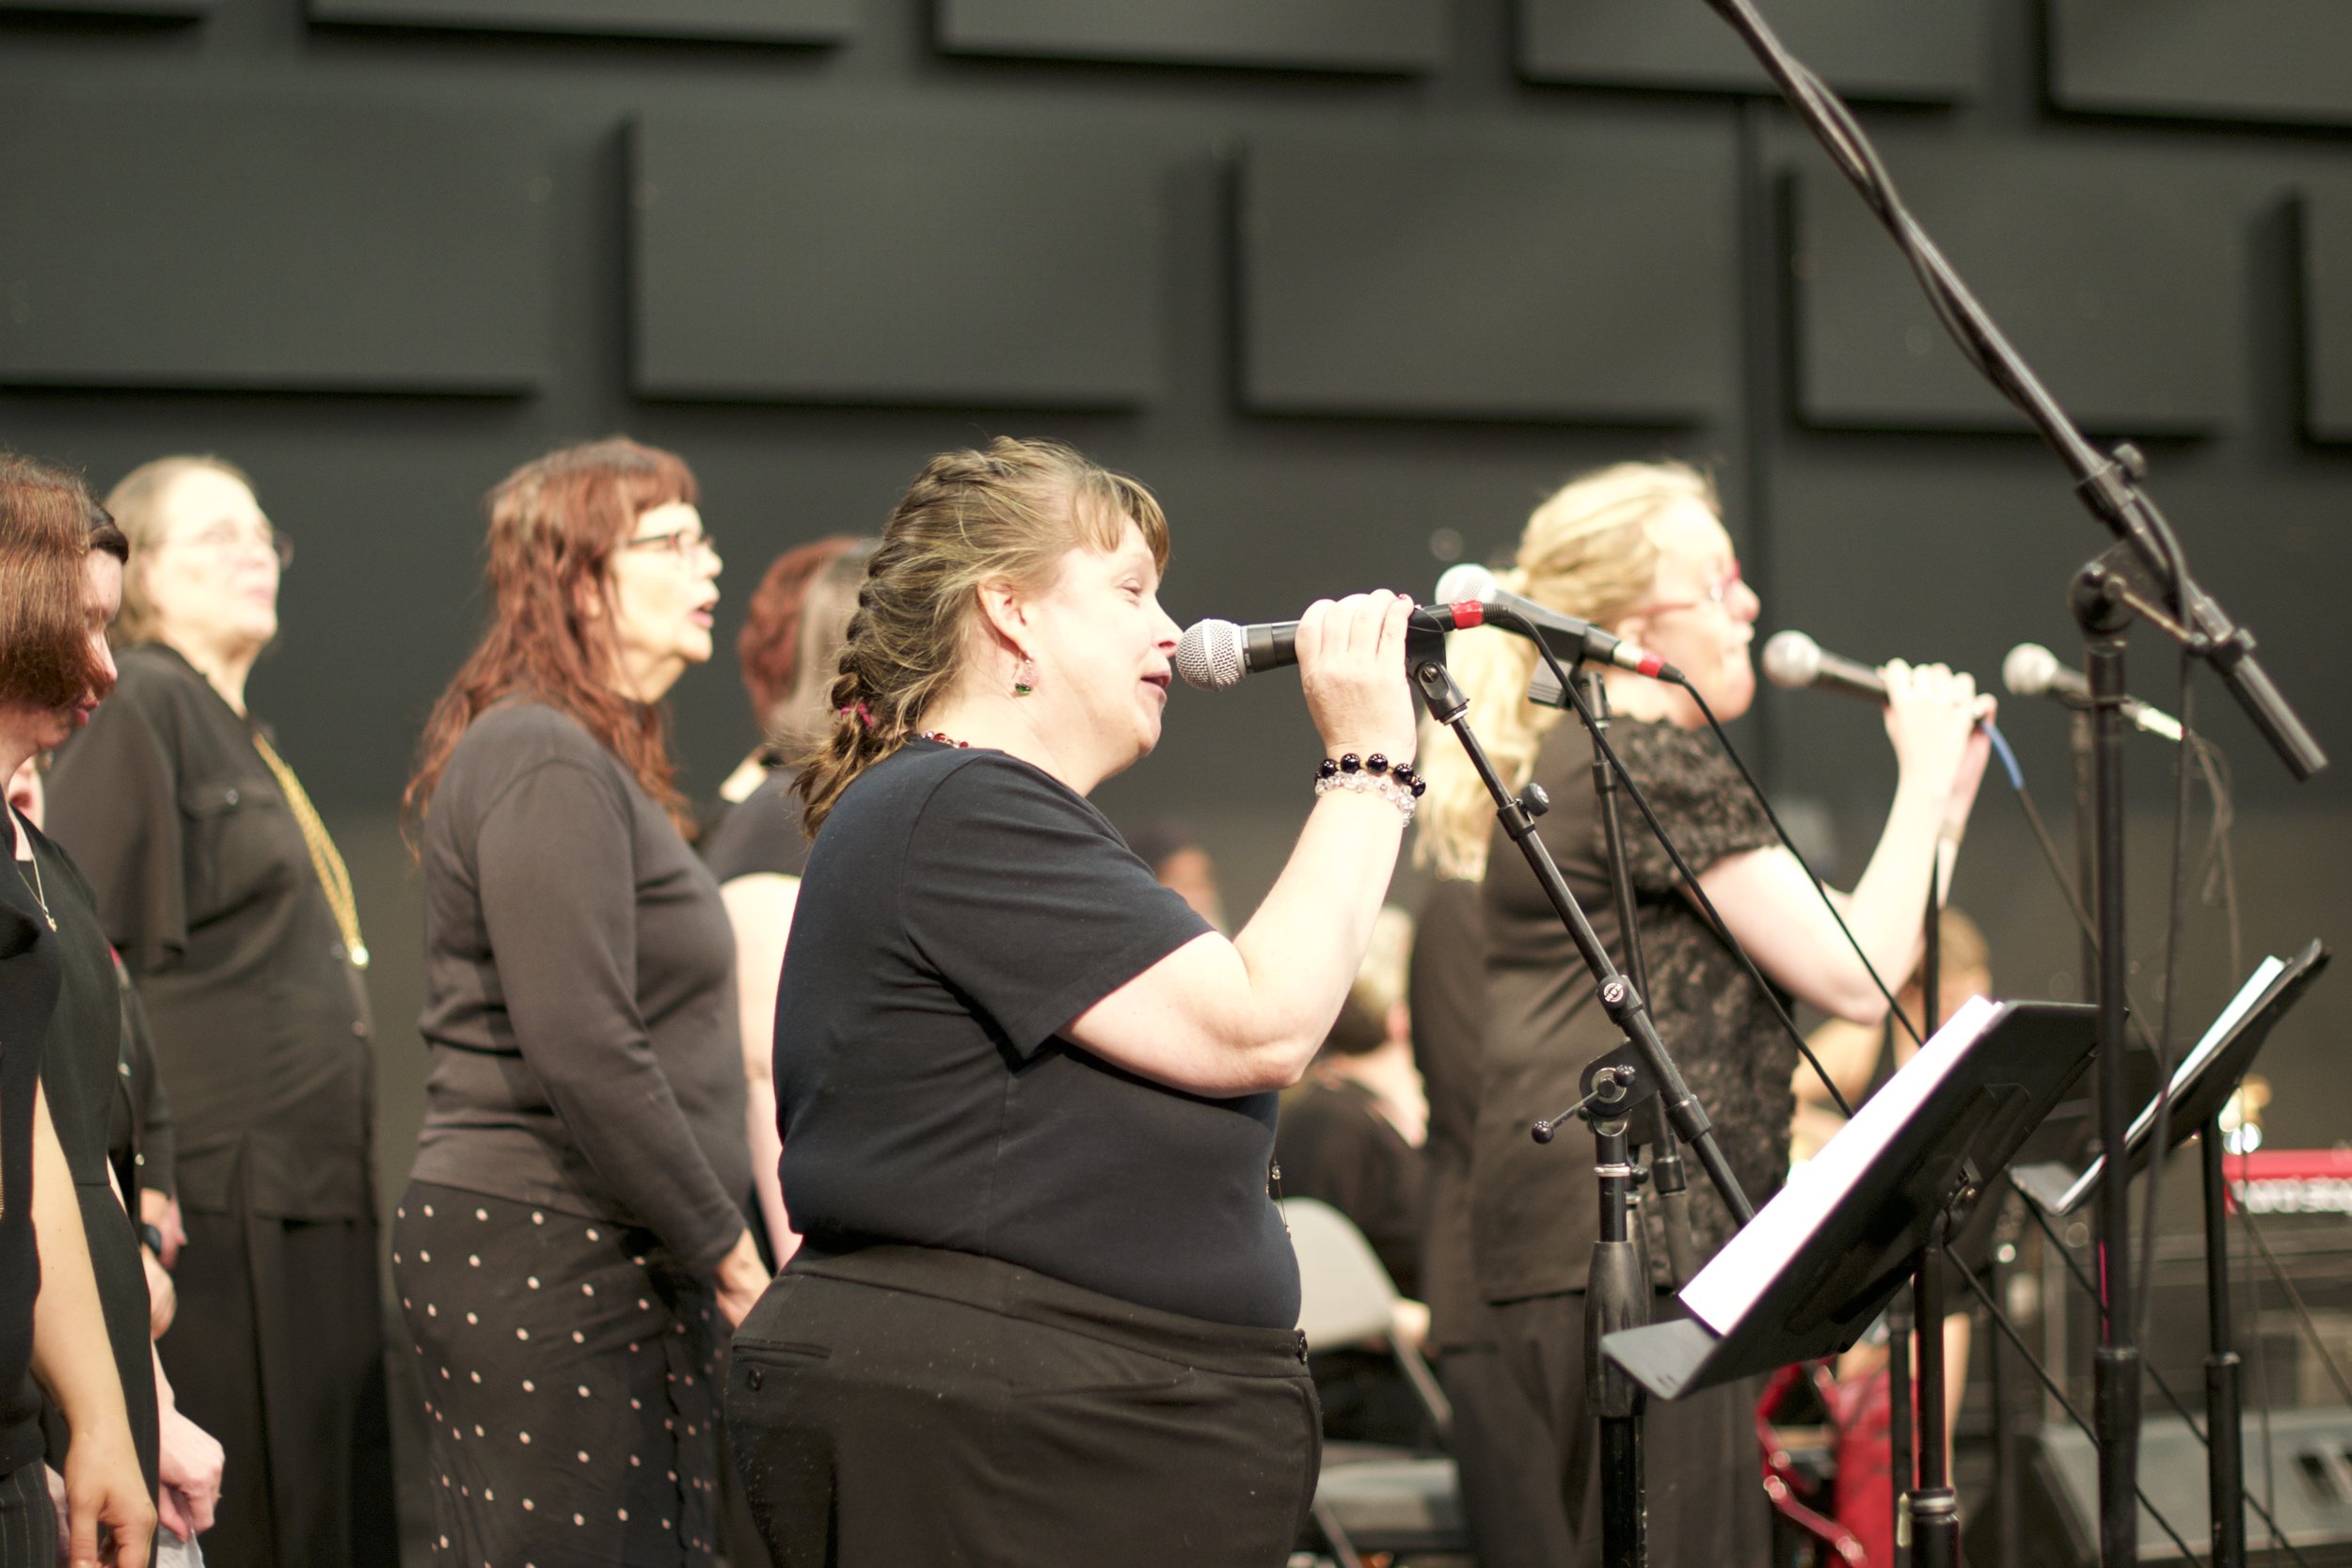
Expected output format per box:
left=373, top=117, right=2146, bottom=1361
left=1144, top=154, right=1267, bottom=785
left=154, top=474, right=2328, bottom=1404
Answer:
left=1416, top=461, right=1993, bottom=1568
left=724, top=437, right=1419, bottom=1566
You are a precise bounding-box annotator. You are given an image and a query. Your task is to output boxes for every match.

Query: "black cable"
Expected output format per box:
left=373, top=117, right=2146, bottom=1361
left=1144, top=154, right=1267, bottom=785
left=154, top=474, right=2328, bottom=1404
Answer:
left=2135, top=666, right=2200, bottom=1349
left=1687, top=688, right=1927, bottom=1048
left=1517, top=628, right=1864, bottom=1118
left=1943, top=1243, right=2206, bottom=1566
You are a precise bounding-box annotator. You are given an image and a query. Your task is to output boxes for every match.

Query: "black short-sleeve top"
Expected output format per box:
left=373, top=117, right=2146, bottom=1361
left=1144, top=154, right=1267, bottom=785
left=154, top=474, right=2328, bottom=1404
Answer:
left=773, top=741, right=1298, bottom=1329
left=45, top=643, right=373, bottom=1221
left=698, top=766, right=811, bottom=886
left=1470, top=716, right=1786, bottom=1305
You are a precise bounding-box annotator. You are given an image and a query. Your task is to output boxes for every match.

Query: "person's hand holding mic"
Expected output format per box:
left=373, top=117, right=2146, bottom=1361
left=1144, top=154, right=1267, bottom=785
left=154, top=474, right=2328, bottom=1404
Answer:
left=1880, top=659, right=1995, bottom=847
left=1295, top=592, right=1418, bottom=774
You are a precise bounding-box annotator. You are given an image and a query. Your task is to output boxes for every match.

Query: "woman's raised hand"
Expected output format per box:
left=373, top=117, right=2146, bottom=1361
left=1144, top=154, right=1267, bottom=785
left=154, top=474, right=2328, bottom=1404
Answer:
left=1295, top=592, right=1419, bottom=768
left=1881, top=658, right=1995, bottom=805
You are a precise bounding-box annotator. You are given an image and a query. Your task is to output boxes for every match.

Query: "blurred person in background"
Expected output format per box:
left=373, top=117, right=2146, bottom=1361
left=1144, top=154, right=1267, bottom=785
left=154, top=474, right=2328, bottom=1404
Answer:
left=702, top=534, right=879, bottom=1266
left=0, top=452, right=158, bottom=1568
left=1275, top=904, right=1426, bottom=1294
left=400, top=437, right=767, bottom=1567
left=1275, top=904, right=1430, bottom=1445
left=47, top=454, right=392, bottom=1568
left=1122, top=819, right=1229, bottom=933
left=1416, top=461, right=1993, bottom=1567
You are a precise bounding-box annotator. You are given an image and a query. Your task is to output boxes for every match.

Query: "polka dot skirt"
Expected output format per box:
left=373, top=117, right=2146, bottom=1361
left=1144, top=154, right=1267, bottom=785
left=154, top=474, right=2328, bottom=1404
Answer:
left=393, top=1181, right=721, bottom=1566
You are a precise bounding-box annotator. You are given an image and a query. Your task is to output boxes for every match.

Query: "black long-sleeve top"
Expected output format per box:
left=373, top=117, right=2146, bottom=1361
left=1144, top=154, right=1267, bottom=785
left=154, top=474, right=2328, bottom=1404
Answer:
left=409, top=701, right=750, bottom=1274
left=47, top=643, right=373, bottom=1221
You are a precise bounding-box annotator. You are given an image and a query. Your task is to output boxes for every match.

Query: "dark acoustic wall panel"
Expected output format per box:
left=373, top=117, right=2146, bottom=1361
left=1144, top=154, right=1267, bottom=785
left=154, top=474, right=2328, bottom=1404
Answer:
left=2306, top=190, right=2352, bottom=443
left=309, top=0, right=850, bottom=43
left=1518, top=0, right=1982, bottom=103
left=2050, top=0, right=2352, bottom=129
left=0, top=99, right=549, bottom=393
left=0, top=0, right=210, bottom=14
left=630, top=116, right=1160, bottom=407
left=938, top=0, right=1443, bottom=74
left=1241, top=129, right=1736, bottom=423
left=1790, top=150, right=2242, bottom=435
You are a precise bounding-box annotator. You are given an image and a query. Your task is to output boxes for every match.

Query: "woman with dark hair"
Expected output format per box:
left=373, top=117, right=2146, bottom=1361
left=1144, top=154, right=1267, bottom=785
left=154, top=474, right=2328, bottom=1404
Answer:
left=45, top=454, right=389, bottom=1568
left=0, top=453, right=155, bottom=1567
left=704, top=535, right=877, bottom=1263
left=400, top=436, right=767, bottom=1565
left=724, top=436, right=1419, bottom=1566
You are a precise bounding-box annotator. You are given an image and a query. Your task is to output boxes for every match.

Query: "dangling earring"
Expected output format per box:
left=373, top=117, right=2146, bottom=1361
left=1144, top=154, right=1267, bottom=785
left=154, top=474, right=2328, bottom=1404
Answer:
left=1012, top=653, right=1039, bottom=698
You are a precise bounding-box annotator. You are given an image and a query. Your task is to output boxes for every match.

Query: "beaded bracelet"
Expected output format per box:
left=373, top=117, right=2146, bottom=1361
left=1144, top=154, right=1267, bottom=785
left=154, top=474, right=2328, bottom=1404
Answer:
left=1313, top=752, right=1424, bottom=820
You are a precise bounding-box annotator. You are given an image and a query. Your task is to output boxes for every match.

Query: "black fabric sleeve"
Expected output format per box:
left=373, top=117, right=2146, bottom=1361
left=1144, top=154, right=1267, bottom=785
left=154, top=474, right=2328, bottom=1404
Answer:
left=117, top=960, right=175, bottom=1199
left=473, top=759, right=746, bottom=1272
left=903, top=757, right=1213, bottom=1058
left=1607, top=724, right=1779, bottom=895
left=45, top=687, right=188, bottom=975
left=710, top=781, right=810, bottom=884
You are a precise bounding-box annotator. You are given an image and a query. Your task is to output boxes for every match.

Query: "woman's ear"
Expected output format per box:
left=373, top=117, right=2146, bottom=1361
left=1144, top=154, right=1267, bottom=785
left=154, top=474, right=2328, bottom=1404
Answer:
left=972, top=578, right=1030, bottom=653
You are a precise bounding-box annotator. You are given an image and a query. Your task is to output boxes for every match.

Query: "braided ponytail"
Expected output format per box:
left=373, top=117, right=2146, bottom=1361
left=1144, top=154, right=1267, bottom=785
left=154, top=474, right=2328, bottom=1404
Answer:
left=795, top=437, right=1168, bottom=838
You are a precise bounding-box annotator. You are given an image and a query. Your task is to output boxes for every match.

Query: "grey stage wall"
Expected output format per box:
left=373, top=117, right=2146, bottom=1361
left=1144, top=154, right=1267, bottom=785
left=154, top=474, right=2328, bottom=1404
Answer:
left=4, top=1, right=2350, bottom=1216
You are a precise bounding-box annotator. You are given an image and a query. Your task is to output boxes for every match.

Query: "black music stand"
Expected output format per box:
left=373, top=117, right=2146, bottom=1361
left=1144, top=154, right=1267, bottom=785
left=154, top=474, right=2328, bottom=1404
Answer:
left=1606, top=997, right=2096, bottom=1568
left=1604, top=998, right=2097, bottom=1400
left=2010, top=942, right=2328, bottom=1221
left=2010, top=941, right=2328, bottom=1568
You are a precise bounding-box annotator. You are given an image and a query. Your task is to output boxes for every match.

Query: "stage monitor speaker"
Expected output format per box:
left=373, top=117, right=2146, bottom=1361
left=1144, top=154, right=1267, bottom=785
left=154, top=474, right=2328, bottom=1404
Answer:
left=1988, top=1409, right=2352, bottom=1567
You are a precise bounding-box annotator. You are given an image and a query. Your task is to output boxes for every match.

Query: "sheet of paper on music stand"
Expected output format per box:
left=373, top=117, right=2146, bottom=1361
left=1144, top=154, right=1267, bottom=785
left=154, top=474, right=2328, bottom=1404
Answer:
left=2047, top=952, right=2286, bottom=1214
left=1681, top=992, right=2001, bottom=1337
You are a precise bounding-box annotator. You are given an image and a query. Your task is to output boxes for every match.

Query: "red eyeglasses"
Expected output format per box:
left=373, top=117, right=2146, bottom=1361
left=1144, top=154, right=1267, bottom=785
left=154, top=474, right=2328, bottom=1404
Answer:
left=1637, top=561, right=1744, bottom=618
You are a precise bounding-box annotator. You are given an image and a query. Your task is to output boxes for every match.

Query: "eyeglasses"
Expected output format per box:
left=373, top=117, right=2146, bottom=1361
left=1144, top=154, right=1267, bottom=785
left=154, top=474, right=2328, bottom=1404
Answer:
left=624, top=526, right=719, bottom=562
left=1636, top=561, right=1743, bottom=619
left=159, top=523, right=294, bottom=569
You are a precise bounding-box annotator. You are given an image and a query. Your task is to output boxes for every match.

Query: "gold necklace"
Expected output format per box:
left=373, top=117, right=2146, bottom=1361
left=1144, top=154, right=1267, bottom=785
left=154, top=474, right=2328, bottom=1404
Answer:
left=12, top=846, right=55, bottom=932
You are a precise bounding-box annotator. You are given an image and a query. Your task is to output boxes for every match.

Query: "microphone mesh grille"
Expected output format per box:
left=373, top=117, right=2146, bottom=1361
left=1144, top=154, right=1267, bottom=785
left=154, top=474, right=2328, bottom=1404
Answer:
left=1759, top=630, right=1820, bottom=690
left=1174, top=620, right=1246, bottom=691
left=2002, top=642, right=2058, bottom=697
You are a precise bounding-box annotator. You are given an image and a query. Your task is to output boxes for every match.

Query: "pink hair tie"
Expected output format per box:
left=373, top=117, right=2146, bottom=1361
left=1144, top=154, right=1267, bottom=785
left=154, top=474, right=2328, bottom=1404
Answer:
left=837, top=702, right=877, bottom=730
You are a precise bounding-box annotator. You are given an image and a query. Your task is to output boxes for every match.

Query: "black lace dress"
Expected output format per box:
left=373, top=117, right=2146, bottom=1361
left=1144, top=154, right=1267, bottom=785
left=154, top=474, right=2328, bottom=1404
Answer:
left=1466, top=714, right=1788, bottom=1568
left=1471, top=715, right=1788, bottom=1303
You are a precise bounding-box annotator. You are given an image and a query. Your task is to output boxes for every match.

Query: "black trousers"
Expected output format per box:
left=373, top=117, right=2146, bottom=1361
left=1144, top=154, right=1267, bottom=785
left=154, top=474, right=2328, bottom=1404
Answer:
left=1434, top=1342, right=1575, bottom=1568
left=725, top=1246, right=1320, bottom=1568
left=0, top=1460, right=54, bottom=1568
left=1492, top=1290, right=1772, bottom=1568
left=164, top=1205, right=397, bottom=1568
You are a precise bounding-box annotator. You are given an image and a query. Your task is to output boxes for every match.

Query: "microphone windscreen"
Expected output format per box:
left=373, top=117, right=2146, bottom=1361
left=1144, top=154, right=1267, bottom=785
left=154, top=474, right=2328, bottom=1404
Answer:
left=1759, top=629, right=1822, bottom=690
left=1433, top=562, right=1497, bottom=606
left=2003, top=641, right=2059, bottom=698
left=1175, top=619, right=1247, bottom=691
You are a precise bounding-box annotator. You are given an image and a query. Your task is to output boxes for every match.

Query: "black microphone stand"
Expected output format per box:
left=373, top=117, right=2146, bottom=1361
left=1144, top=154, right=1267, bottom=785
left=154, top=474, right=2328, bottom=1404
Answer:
left=1690, top=6, right=2328, bottom=1561
left=1582, top=671, right=1701, bottom=1291
left=1414, top=634, right=1755, bottom=1568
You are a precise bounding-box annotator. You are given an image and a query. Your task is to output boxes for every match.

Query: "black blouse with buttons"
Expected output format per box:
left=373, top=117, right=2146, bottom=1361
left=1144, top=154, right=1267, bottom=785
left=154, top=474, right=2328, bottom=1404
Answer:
left=46, top=643, right=374, bottom=1222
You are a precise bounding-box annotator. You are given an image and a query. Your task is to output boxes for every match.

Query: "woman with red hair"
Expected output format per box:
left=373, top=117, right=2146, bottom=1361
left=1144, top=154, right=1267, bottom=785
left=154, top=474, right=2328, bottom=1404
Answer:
left=399, top=437, right=768, bottom=1566
left=702, top=534, right=875, bottom=1264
